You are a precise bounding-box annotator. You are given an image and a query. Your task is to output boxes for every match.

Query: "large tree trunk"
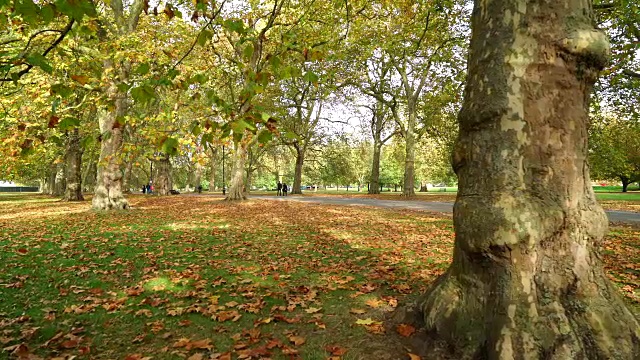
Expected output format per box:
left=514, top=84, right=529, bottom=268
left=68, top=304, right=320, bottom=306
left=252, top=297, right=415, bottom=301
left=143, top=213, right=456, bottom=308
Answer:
left=226, top=143, right=247, bottom=201
left=155, top=155, right=172, bottom=196
left=92, top=73, right=129, bottom=210
left=369, top=143, right=382, bottom=194
left=412, top=1, right=640, bottom=359
left=292, top=145, right=304, bottom=195
left=64, top=128, right=84, bottom=201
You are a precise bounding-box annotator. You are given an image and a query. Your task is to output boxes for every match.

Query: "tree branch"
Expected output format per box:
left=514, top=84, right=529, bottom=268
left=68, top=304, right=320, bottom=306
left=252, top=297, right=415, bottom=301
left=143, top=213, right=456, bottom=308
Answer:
left=1, top=19, right=75, bottom=82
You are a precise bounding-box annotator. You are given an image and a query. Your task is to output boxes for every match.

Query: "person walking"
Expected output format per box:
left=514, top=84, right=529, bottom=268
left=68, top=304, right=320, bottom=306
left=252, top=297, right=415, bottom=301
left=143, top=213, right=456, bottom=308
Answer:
left=277, top=181, right=283, bottom=196
left=282, top=183, right=288, bottom=196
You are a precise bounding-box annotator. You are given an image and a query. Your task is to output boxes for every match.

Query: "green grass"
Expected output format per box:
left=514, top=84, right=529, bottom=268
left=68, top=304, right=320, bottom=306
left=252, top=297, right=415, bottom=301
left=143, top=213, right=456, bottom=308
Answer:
left=1, top=195, right=638, bottom=359
left=593, top=185, right=640, bottom=193
left=595, top=192, right=640, bottom=201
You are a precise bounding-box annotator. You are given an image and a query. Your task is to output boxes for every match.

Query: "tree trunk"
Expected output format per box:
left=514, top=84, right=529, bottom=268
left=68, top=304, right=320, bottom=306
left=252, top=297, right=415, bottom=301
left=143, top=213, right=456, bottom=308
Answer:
left=403, top=103, right=416, bottom=197
left=194, top=162, right=203, bottom=191
left=122, top=155, right=134, bottom=194
left=413, top=1, right=640, bottom=359
left=245, top=169, right=253, bottom=194
left=82, top=159, right=95, bottom=192
left=155, top=155, right=172, bottom=196
left=226, top=143, right=247, bottom=201
left=64, top=128, right=84, bottom=201
left=92, top=71, right=129, bottom=210
left=369, top=143, right=382, bottom=194
left=621, top=177, right=630, bottom=193
left=420, top=182, right=428, bottom=192
left=292, top=146, right=304, bottom=195
left=210, top=153, right=217, bottom=191
left=44, top=162, right=57, bottom=195
left=53, top=162, right=66, bottom=197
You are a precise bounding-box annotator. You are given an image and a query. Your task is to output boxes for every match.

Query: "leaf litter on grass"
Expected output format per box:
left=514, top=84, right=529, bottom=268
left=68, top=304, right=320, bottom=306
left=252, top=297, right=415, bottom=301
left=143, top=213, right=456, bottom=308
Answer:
left=0, top=194, right=638, bottom=359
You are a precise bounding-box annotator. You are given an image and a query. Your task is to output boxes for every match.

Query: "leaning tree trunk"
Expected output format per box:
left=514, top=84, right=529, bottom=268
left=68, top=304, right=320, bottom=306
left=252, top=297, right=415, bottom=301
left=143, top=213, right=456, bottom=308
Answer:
left=413, top=1, right=640, bottom=359
left=92, top=73, right=129, bottom=210
left=155, top=155, right=172, bottom=196
left=292, top=146, right=304, bottom=195
left=226, top=143, right=247, bottom=201
left=122, top=156, right=134, bottom=194
left=64, top=128, right=84, bottom=201
left=402, top=104, right=416, bottom=197
left=369, top=143, right=382, bottom=194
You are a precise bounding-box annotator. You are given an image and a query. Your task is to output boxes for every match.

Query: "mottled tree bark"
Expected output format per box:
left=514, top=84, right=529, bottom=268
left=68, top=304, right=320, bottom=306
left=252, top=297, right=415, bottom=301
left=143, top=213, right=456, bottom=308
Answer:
left=155, top=155, right=172, bottom=196
left=226, top=143, right=247, bottom=201
left=64, top=128, right=84, bottom=201
left=369, top=142, right=382, bottom=194
left=415, top=1, right=640, bottom=359
left=92, top=74, right=129, bottom=210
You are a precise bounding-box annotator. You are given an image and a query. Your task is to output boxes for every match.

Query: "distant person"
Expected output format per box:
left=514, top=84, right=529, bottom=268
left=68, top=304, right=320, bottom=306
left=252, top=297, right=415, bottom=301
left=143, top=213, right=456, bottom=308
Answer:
left=146, top=184, right=151, bottom=194
left=277, top=181, right=283, bottom=196
left=142, top=185, right=146, bottom=194
left=197, top=185, right=202, bottom=194
left=150, top=184, right=154, bottom=193
left=282, top=183, right=288, bottom=196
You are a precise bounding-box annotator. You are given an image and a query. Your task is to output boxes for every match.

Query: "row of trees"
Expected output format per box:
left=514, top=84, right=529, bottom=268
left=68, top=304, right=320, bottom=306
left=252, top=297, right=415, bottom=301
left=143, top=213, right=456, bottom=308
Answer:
left=1, top=0, right=467, bottom=205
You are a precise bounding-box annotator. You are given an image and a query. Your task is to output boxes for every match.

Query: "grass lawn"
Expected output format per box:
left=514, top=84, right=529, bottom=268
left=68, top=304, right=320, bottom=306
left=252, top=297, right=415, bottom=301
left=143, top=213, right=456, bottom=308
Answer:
left=1, top=195, right=638, bottom=359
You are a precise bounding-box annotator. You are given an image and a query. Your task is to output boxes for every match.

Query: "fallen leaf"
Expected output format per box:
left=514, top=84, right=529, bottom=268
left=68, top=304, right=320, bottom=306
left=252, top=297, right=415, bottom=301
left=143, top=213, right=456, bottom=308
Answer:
left=396, top=324, right=416, bottom=337
left=289, top=335, right=306, bottom=346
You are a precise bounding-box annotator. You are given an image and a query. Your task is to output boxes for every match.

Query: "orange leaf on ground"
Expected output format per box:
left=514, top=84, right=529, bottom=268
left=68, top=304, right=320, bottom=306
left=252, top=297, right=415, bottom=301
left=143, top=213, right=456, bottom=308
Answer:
left=396, top=324, right=416, bottom=337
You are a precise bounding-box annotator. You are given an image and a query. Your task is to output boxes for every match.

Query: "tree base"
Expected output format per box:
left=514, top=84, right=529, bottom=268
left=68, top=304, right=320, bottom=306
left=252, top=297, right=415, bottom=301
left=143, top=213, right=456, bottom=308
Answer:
left=225, top=189, right=247, bottom=201
left=91, top=188, right=129, bottom=210
left=409, top=265, right=640, bottom=359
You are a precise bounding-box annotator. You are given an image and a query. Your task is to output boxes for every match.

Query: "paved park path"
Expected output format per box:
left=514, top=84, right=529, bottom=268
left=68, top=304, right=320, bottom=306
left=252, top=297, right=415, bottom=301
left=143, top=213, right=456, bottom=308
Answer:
left=243, top=195, right=640, bottom=225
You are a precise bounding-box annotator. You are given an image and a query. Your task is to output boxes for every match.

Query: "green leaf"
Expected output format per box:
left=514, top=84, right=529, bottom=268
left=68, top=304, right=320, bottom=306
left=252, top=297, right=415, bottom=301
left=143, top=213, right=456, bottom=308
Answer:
left=58, top=117, right=80, bottom=130
left=261, top=112, right=271, bottom=122
left=161, top=137, right=179, bottom=156
left=41, top=4, right=55, bottom=24
left=223, top=19, right=245, bottom=34
left=135, top=63, right=150, bottom=75
left=231, top=119, right=255, bottom=133
left=51, top=83, right=73, bottom=98
left=130, top=85, right=156, bottom=104
left=197, top=29, right=213, bottom=47
left=303, top=71, right=319, bottom=84
left=284, top=131, right=297, bottom=140
left=243, top=43, right=254, bottom=61
left=257, top=130, right=273, bottom=144
left=201, top=132, right=213, bottom=144
left=190, top=122, right=202, bottom=136
left=26, top=53, right=53, bottom=74
left=80, top=135, right=95, bottom=148
left=117, top=82, right=132, bottom=92
left=190, top=73, right=208, bottom=85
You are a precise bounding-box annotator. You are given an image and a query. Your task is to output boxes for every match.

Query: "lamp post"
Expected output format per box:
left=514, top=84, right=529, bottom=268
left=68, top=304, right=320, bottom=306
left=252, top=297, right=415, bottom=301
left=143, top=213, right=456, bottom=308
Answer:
left=222, top=145, right=225, bottom=196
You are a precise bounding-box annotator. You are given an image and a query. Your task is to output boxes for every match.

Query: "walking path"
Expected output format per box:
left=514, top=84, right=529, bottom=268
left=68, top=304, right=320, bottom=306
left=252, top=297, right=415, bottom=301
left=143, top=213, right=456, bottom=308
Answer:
left=247, top=195, right=640, bottom=225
